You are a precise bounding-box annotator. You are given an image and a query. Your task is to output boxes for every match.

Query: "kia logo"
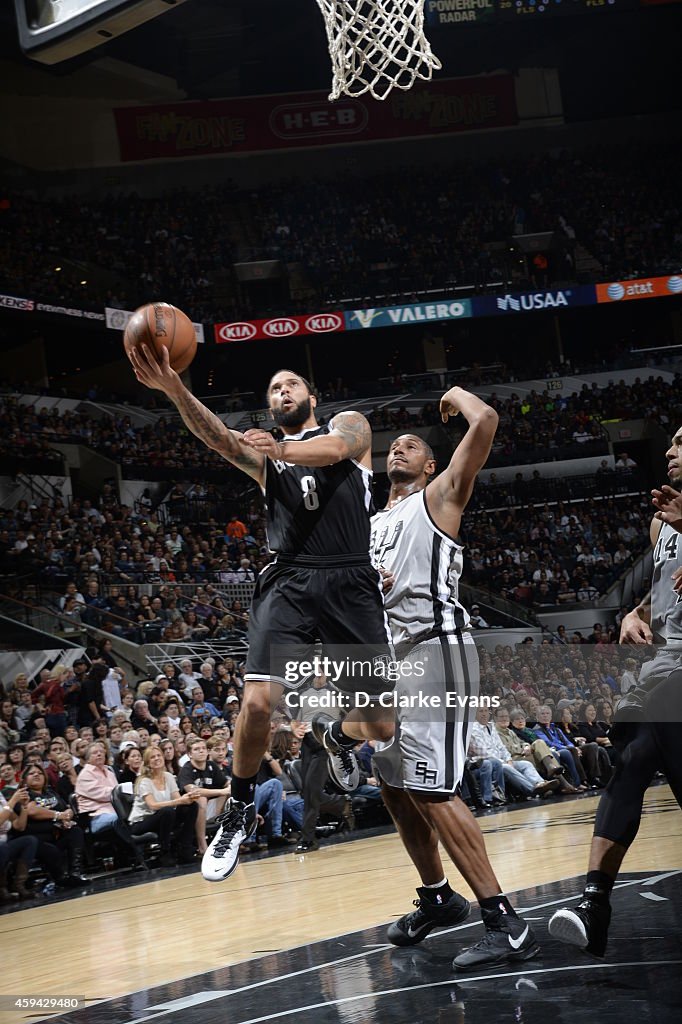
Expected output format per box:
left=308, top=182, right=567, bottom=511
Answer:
left=304, top=313, right=342, bottom=333
left=218, top=322, right=257, bottom=341
left=263, top=318, right=300, bottom=337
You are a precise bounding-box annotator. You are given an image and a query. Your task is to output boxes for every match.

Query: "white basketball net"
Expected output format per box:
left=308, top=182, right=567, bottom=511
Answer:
left=315, top=0, right=442, bottom=102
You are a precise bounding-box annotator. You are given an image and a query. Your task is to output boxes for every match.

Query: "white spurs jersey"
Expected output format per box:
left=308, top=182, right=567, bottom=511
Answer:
left=370, top=489, right=469, bottom=648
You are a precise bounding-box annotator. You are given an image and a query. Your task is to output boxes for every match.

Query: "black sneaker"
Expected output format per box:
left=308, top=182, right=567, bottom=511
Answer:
left=388, top=888, right=471, bottom=946
left=295, top=839, right=320, bottom=853
left=268, top=834, right=297, bottom=848
left=311, top=713, right=360, bottom=793
left=201, top=800, right=256, bottom=882
left=548, top=897, right=611, bottom=958
left=453, top=911, right=539, bottom=970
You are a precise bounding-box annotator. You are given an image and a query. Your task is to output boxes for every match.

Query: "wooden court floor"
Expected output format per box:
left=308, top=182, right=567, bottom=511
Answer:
left=1, top=786, right=680, bottom=1024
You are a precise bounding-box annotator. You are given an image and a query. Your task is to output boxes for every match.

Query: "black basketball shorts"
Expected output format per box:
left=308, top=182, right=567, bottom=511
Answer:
left=244, top=560, right=393, bottom=696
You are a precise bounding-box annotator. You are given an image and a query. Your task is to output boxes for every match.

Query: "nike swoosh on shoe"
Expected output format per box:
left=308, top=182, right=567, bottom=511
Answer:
left=508, top=925, right=529, bottom=950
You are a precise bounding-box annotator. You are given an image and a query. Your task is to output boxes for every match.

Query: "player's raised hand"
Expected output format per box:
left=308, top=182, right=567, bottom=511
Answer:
left=619, top=609, right=653, bottom=645
left=128, top=344, right=182, bottom=397
left=439, top=386, right=464, bottom=423
left=652, top=485, right=682, bottom=532
left=243, top=429, right=282, bottom=459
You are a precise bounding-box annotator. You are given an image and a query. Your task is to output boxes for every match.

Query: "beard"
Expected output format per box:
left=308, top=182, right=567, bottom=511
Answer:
left=388, top=465, right=413, bottom=484
left=273, top=396, right=312, bottom=429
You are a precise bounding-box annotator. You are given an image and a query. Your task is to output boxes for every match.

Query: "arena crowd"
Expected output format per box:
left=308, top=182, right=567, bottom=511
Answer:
left=0, top=143, right=679, bottom=320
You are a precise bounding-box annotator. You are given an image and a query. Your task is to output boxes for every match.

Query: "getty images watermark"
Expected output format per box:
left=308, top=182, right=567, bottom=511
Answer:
left=281, top=654, right=499, bottom=711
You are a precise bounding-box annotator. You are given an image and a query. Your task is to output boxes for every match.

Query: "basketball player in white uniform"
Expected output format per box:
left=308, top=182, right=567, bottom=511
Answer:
left=549, top=442, right=682, bottom=958
left=370, top=386, right=539, bottom=970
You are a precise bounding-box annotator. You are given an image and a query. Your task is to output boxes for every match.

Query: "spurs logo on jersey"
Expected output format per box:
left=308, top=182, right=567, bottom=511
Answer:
left=263, top=424, right=373, bottom=562
left=372, top=521, right=404, bottom=565
left=652, top=522, right=682, bottom=639
left=370, top=490, right=468, bottom=646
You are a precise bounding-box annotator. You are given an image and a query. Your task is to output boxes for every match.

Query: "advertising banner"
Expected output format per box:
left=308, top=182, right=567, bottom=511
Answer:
left=114, top=76, right=517, bottom=162
left=105, top=307, right=205, bottom=344
left=0, top=293, right=34, bottom=312
left=35, top=303, right=105, bottom=321
left=596, top=275, right=682, bottom=304
left=472, top=285, right=597, bottom=317
left=427, top=0, right=637, bottom=26
left=345, top=298, right=472, bottom=331
left=214, top=311, right=345, bottom=344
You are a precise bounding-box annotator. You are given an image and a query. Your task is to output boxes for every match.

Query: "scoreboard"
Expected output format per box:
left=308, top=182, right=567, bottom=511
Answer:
left=427, top=0, right=647, bottom=26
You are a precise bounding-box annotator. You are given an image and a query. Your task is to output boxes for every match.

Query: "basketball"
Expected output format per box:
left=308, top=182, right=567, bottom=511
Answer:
left=123, top=302, right=197, bottom=373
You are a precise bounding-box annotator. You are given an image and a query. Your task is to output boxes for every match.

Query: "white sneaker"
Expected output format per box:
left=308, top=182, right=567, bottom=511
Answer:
left=201, top=800, right=257, bottom=882
left=311, top=714, right=360, bottom=793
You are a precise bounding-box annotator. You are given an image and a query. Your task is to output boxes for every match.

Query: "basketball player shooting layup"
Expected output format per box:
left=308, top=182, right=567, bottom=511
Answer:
left=549, top=437, right=682, bottom=958
left=370, top=385, right=540, bottom=970
left=128, top=347, right=393, bottom=881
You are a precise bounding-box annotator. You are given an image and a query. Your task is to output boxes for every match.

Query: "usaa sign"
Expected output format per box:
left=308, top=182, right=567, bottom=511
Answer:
left=472, top=285, right=597, bottom=317
left=346, top=298, right=472, bottom=330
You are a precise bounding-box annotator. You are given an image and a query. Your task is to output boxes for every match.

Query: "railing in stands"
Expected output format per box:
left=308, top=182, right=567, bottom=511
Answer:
left=143, top=640, right=249, bottom=675
left=467, top=475, right=647, bottom=511
left=598, top=544, right=653, bottom=610
left=459, top=584, right=538, bottom=627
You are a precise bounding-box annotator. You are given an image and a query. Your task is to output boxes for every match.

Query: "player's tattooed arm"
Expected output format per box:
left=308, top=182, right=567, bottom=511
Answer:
left=620, top=589, right=653, bottom=644
left=263, top=410, right=371, bottom=467
left=171, top=389, right=265, bottom=482
left=329, top=411, right=371, bottom=460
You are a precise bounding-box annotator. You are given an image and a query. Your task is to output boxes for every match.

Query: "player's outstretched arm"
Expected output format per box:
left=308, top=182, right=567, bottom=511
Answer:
left=244, top=411, right=371, bottom=468
left=620, top=590, right=653, bottom=644
left=128, top=344, right=264, bottom=483
left=427, top=387, right=498, bottom=519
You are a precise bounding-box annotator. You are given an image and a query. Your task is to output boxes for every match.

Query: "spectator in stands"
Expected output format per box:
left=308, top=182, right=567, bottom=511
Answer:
left=469, top=605, right=490, bottom=629
left=127, top=746, right=199, bottom=866
left=74, top=741, right=130, bottom=843
left=615, top=452, right=637, bottom=472
left=620, top=658, right=639, bottom=694
left=17, top=763, right=88, bottom=888
left=469, top=708, right=558, bottom=799
left=31, top=666, right=70, bottom=737
left=495, top=707, right=562, bottom=778
left=0, top=703, right=20, bottom=752
left=116, top=744, right=143, bottom=784
left=532, top=705, right=587, bottom=788
left=556, top=707, right=611, bottom=787
left=177, top=738, right=230, bottom=855
left=189, top=687, right=220, bottom=725
left=578, top=703, right=616, bottom=766
left=130, top=699, right=158, bottom=733
left=160, top=739, right=180, bottom=776
left=0, top=785, right=35, bottom=900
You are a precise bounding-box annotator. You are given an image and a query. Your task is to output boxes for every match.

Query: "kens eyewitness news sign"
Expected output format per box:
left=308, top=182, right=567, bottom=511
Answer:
left=0, top=293, right=34, bottom=311
left=215, top=312, right=345, bottom=344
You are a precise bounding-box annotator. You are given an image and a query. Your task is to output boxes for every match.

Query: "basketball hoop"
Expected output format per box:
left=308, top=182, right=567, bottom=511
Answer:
left=314, top=0, right=441, bottom=102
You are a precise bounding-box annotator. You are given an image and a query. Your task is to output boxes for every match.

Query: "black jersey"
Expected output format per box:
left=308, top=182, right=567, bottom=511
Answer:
left=263, top=424, right=374, bottom=566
